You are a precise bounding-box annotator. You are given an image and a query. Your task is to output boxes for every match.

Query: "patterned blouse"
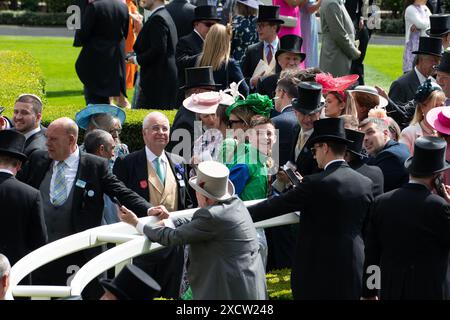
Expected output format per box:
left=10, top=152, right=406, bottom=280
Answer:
left=231, top=15, right=259, bottom=64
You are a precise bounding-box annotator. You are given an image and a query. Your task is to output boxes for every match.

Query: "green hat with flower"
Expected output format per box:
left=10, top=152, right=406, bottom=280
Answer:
left=225, top=93, right=273, bottom=119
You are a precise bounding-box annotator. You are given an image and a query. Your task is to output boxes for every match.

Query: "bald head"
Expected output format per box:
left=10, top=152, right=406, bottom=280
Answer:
left=142, top=112, right=170, bottom=156
left=46, top=117, right=79, bottom=161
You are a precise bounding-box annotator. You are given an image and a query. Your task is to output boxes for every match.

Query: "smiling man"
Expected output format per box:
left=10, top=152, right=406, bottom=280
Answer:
left=13, top=94, right=47, bottom=157
left=359, top=117, right=410, bottom=192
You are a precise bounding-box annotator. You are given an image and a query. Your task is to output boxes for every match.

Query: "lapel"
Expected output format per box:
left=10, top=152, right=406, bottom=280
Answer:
left=409, top=70, right=421, bottom=95
left=71, top=152, right=88, bottom=214
left=135, top=149, right=151, bottom=200
left=192, top=31, right=204, bottom=51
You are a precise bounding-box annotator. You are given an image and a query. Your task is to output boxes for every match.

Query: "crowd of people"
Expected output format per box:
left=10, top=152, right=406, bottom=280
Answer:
left=1, top=0, right=450, bottom=301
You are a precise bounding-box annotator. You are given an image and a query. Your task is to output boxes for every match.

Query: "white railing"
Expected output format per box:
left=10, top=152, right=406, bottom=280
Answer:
left=5, top=199, right=299, bottom=300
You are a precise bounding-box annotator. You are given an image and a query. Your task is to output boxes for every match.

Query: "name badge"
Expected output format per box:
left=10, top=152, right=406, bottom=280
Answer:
left=75, top=179, right=87, bottom=189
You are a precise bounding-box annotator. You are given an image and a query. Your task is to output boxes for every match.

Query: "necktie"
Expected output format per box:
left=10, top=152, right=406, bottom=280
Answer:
left=153, top=157, right=165, bottom=185
left=267, top=44, right=273, bottom=65
left=295, top=131, right=306, bottom=159
left=51, top=161, right=67, bottom=206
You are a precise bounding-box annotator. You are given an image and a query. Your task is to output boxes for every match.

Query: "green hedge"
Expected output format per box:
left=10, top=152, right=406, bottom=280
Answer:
left=379, top=18, right=404, bottom=35
left=0, top=50, right=45, bottom=108
left=0, top=10, right=68, bottom=26
left=38, top=106, right=178, bottom=152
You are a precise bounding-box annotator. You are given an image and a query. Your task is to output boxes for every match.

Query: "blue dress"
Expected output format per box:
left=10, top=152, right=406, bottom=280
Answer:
left=300, top=0, right=319, bottom=68
left=231, top=15, right=259, bottom=64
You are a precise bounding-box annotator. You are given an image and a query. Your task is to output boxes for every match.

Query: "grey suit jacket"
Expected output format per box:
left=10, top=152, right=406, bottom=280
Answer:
left=320, top=0, right=360, bottom=76
left=143, top=196, right=267, bottom=300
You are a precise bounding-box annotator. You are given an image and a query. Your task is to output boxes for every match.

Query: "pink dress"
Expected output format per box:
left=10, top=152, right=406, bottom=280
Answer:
left=274, top=0, right=301, bottom=38
left=273, top=0, right=303, bottom=67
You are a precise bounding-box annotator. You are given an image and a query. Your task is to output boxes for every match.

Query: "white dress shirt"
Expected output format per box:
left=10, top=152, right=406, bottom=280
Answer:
left=264, top=38, right=279, bottom=59
left=50, top=147, right=80, bottom=200
left=145, top=146, right=168, bottom=179
left=0, top=168, right=14, bottom=176
left=24, top=126, right=41, bottom=140
left=414, top=66, right=427, bottom=85
left=324, top=159, right=345, bottom=171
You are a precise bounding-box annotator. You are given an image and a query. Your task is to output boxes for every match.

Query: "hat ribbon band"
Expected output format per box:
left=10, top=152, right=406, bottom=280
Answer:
left=438, top=112, right=450, bottom=127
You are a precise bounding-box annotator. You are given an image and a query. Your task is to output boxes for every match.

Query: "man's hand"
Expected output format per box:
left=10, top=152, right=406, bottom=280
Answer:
left=117, top=205, right=139, bottom=227
left=126, top=55, right=137, bottom=65
left=148, top=205, right=170, bottom=220
left=410, top=24, right=417, bottom=32
left=440, top=184, right=450, bottom=203
left=250, top=71, right=265, bottom=88
left=276, top=170, right=291, bottom=185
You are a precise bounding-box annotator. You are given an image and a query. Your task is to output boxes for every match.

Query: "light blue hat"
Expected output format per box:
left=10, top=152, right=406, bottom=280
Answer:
left=75, top=104, right=126, bottom=130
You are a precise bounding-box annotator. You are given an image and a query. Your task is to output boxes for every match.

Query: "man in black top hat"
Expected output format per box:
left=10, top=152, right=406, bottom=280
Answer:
left=427, top=14, right=450, bottom=49
left=435, top=51, right=450, bottom=105
left=241, top=5, right=284, bottom=92
left=175, top=5, right=221, bottom=101
left=0, top=130, right=47, bottom=269
left=100, top=264, right=161, bottom=300
left=344, top=129, right=384, bottom=197
left=389, top=36, right=443, bottom=105
left=288, top=82, right=324, bottom=178
left=363, top=136, right=450, bottom=300
left=168, top=66, right=221, bottom=152
left=256, top=34, right=306, bottom=99
left=249, top=117, right=374, bottom=300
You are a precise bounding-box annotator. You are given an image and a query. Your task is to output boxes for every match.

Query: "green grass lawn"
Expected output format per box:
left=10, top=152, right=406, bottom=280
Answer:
left=1, top=35, right=403, bottom=110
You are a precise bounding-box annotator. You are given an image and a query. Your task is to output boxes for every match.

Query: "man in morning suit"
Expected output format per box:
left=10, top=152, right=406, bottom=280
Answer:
left=0, top=130, right=47, bottom=267
left=241, top=5, right=284, bottom=91
left=75, top=0, right=129, bottom=104
left=248, top=117, right=374, bottom=299
left=289, top=82, right=324, bottom=177
left=388, top=36, right=442, bottom=105
left=359, top=117, right=410, bottom=192
left=113, top=112, right=195, bottom=298
left=119, top=160, right=267, bottom=300
left=12, top=94, right=47, bottom=158
left=175, top=5, right=220, bottom=103
left=18, top=117, right=152, bottom=299
left=363, top=136, right=450, bottom=300
left=128, top=0, right=178, bottom=109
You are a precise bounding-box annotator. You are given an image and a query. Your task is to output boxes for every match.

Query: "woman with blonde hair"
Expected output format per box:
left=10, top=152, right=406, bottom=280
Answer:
left=399, top=79, right=446, bottom=154
left=196, top=23, right=249, bottom=96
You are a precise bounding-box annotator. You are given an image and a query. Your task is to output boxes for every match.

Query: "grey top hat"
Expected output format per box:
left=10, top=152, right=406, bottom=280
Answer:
left=189, top=161, right=235, bottom=201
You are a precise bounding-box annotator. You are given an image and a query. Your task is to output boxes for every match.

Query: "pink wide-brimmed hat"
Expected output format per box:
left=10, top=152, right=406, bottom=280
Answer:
left=426, top=106, right=450, bottom=135
left=182, top=91, right=235, bottom=114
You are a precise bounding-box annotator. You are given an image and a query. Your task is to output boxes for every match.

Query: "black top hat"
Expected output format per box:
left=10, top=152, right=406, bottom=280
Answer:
left=180, top=66, right=221, bottom=90
left=292, top=82, right=325, bottom=114
left=275, top=35, right=306, bottom=62
left=257, top=5, right=284, bottom=24
left=0, top=130, right=27, bottom=162
left=100, top=264, right=161, bottom=300
left=426, top=14, right=450, bottom=37
left=435, top=51, right=450, bottom=74
left=411, top=36, right=443, bottom=57
left=192, top=5, right=221, bottom=23
left=307, top=118, right=353, bottom=148
left=405, top=136, right=450, bottom=177
left=345, top=129, right=367, bottom=158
